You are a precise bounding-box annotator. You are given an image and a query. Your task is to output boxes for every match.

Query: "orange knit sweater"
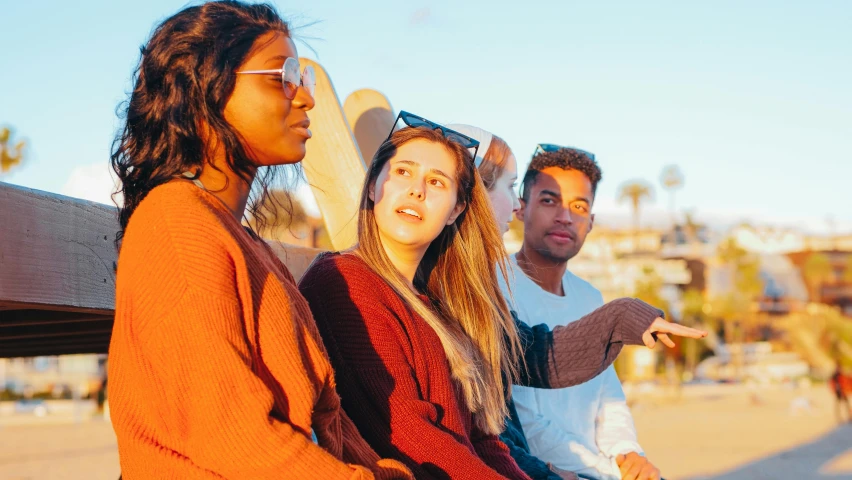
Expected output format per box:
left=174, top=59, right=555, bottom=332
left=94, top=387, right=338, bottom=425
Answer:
left=108, top=181, right=412, bottom=479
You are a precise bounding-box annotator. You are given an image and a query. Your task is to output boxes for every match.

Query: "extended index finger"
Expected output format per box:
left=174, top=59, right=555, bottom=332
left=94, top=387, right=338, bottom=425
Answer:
left=655, top=321, right=707, bottom=339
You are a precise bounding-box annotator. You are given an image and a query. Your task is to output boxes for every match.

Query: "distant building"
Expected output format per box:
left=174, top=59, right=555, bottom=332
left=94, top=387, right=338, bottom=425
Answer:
left=0, top=354, right=106, bottom=397
left=729, top=225, right=852, bottom=255
left=721, top=225, right=852, bottom=315
left=552, top=227, right=692, bottom=305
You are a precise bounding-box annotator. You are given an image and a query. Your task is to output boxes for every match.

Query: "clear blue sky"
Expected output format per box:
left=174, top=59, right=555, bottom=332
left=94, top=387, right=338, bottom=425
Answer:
left=2, top=0, right=850, bottom=233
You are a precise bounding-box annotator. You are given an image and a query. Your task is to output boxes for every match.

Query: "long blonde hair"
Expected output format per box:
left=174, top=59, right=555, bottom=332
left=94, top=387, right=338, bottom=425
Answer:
left=354, top=126, right=522, bottom=434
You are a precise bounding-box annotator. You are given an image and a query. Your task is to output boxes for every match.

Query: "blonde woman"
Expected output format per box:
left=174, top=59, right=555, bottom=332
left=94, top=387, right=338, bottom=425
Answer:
left=299, top=112, right=704, bottom=479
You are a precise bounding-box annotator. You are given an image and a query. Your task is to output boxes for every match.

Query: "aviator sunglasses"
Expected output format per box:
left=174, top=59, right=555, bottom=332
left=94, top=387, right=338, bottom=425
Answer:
left=237, top=56, right=316, bottom=100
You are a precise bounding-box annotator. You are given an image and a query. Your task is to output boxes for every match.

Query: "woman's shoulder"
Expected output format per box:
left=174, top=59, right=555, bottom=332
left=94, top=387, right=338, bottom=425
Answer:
left=127, top=181, right=230, bottom=238
left=300, top=251, right=375, bottom=289
left=299, top=252, right=406, bottom=315
left=119, top=182, right=240, bottom=289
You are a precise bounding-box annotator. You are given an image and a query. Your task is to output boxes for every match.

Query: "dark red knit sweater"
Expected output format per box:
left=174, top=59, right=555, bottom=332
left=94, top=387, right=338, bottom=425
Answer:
left=300, top=252, right=530, bottom=480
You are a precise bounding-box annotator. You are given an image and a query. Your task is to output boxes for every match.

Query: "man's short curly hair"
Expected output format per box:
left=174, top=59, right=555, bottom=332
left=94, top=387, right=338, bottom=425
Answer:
left=520, top=148, right=602, bottom=202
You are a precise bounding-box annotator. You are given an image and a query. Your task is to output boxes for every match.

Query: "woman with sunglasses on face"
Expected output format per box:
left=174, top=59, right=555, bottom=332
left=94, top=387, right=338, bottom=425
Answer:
left=107, top=2, right=412, bottom=479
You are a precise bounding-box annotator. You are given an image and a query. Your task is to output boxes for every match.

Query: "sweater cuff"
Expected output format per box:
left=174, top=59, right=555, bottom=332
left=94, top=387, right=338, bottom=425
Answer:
left=547, top=464, right=578, bottom=480
left=619, top=299, right=663, bottom=346
left=371, top=459, right=415, bottom=480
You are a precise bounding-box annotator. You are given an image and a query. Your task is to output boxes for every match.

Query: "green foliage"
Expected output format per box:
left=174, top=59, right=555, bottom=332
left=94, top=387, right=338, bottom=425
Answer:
left=802, top=252, right=834, bottom=301
left=0, top=127, right=26, bottom=174
left=803, top=252, right=833, bottom=286
left=632, top=266, right=671, bottom=320
left=777, top=303, right=852, bottom=377
left=715, top=238, right=764, bottom=309
left=708, top=238, right=764, bottom=347
left=681, top=288, right=706, bottom=323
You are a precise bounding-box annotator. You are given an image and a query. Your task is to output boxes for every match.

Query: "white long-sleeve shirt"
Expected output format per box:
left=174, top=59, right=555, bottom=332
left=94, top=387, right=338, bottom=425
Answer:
left=503, top=254, right=643, bottom=480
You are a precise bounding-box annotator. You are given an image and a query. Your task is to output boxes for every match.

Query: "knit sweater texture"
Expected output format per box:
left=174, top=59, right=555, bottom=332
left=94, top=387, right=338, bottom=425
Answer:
left=299, top=252, right=532, bottom=480
left=504, top=299, right=662, bottom=480
left=108, top=181, right=412, bottom=480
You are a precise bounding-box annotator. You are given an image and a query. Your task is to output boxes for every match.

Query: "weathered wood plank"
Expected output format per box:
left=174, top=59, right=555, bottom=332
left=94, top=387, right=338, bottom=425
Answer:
left=299, top=57, right=365, bottom=251
left=343, top=89, right=395, bottom=167
left=0, top=182, right=118, bottom=313
left=0, top=325, right=112, bottom=341
left=0, top=309, right=112, bottom=327
left=0, top=301, right=113, bottom=314
left=0, top=182, right=328, bottom=357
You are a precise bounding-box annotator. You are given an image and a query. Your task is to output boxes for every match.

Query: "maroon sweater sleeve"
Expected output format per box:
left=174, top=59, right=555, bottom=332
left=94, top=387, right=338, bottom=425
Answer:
left=470, top=424, right=533, bottom=480
left=300, top=255, right=514, bottom=480
left=514, top=298, right=663, bottom=389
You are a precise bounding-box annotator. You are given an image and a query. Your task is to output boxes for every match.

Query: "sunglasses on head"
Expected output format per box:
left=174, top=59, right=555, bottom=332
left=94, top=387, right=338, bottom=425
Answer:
left=237, top=56, right=316, bottom=100
left=534, top=143, right=596, bottom=161
left=388, top=110, right=480, bottom=161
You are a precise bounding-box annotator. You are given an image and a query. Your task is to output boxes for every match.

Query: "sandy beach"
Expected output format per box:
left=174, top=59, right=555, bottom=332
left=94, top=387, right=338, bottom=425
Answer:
left=630, top=383, right=852, bottom=479
left=0, top=383, right=849, bottom=479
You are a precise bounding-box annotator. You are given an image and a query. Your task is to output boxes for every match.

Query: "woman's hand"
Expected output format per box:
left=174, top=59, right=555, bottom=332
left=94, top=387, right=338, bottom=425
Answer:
left=549, top=463, right=579, bottom=480
left=641, top=318, right=707, bottom=349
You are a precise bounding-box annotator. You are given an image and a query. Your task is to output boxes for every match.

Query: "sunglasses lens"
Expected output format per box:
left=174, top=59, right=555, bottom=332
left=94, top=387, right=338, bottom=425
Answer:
left=445, top=133, right=474, bottom=148
left=281, top=80, right=297, bottom=99
left=401, top=114, right=430, bottom=129
left=280, top=58, right=301, bottom=99
left=282, top=58, right=300, bottom=84
left=392, top=112, right=480, bottom=159
left=302, top=65, right=316, bottom=97
left=537, top=143, right=595, bottom=160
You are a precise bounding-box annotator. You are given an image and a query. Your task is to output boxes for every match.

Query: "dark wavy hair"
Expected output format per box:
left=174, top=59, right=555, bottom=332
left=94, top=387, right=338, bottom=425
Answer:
left=110, top=0, right=293, bottom=249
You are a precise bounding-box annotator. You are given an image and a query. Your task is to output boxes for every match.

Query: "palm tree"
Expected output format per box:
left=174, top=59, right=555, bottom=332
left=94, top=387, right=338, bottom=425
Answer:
left=617, top=180, right=654, bottom=249
left=717, top=238, right=764, bottom=303
left=659, top=165, right=684, bottom=224
left=682, top=209, right=709, bottom=245
left=0, top=127, right=26, bottom=175
left=681, top=288, right=706, bottom=324
left=717, top=237, right=747, bottom=265
left=714, top=237, right=764, bottom=366
left=681, top=288, right=707, bottom=373
left=633, top=266, right=671, bottom=320
left=803, top=252, right=833, bottom=302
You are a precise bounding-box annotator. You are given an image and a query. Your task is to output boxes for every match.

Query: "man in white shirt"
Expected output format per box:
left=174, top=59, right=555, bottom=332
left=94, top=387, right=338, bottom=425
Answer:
left=505, top=144, right=661, bottom=480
